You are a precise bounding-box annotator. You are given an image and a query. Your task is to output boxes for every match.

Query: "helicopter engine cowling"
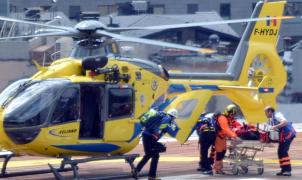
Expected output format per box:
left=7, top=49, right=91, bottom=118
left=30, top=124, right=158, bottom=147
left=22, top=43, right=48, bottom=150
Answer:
left=82, top=56, right=108, bottom=72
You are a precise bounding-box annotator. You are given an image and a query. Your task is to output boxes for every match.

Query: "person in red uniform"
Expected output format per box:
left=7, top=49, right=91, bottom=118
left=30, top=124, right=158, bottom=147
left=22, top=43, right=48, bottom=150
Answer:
left=214, top=104, right=241, bottom=174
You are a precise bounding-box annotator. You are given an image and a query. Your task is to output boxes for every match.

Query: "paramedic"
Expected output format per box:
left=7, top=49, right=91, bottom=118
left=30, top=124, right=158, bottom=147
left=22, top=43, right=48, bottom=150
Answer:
left=134, top=108, right=179, bottom=180
left=214, top=104, right=241, bottom=174
left=265, top=106, right=296, bottom=177
left=196, top=113, right=216, bottom=175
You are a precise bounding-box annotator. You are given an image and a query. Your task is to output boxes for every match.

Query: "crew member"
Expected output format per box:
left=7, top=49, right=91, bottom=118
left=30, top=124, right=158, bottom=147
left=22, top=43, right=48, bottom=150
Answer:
left=265, top=106, right=296, bottom=177
left=214, top=104, right=241, bottom=174
left=196, top=113, right=216, bottom=175
left=134, top=108, right=179, bottom=180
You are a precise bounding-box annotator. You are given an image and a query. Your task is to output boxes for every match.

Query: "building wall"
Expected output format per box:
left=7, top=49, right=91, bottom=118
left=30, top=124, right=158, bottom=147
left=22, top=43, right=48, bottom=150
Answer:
left=292, top=48, right=302, bottom=93
left=0, top=61, right=37, bottom=91
left=0, top=0, right=9, bottom=16
left=0, top=41, right=30, bottom=60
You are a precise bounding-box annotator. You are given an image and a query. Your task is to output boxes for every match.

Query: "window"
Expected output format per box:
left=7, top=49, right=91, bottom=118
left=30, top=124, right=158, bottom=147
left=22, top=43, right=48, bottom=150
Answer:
left=285, top=2, right=302, bottom=16
left=108, top=88, right=134, bottom=119
left=9, top=5, right=17, bottom=13
left=176, top=99, right=198, bottom=119
left=220, top=3, right=231, bottom=19
left=187, top=4, right=198, bottom=14
left=98, top=5, right=118, bottom=16
left=51, top=87, right=80, bottom=125
left=69, top=6, right=81, bottom=20
left=4, top=80, right=70, bottom=128
left=149, top=4, right=165, bottom=14
left=41, top=6, right=52, bottom=11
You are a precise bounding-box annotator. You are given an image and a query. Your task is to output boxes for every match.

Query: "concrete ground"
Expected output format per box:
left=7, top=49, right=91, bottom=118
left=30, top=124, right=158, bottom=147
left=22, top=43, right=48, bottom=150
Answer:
left=0, top=134, right=301, bottom=180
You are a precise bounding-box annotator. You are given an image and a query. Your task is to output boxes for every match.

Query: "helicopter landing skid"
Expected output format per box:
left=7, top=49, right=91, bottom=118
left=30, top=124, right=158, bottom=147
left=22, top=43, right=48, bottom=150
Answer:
left=0, top=151, right=72, bottom=178
left=49, top=154, right=142, bottom=180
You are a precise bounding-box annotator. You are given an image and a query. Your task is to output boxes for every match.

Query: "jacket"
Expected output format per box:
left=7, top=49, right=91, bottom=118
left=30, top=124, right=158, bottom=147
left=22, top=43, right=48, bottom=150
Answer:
left=143, top=112, right=178, bottom=140
left=216, top=115, right=237, bottom=139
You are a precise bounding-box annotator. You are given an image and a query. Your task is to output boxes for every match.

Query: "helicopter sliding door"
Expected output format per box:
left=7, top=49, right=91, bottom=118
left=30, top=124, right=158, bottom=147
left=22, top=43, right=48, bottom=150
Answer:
left=103, top=85, right=135, bottom=141
left=79, top=84, right=104, bottom=139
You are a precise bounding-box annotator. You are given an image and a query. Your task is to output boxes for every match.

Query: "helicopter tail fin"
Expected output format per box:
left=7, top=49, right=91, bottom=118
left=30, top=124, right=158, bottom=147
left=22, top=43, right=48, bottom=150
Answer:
left=227, top=1, right=287, bottom=82
left=225, top=1, right=288, bottom=123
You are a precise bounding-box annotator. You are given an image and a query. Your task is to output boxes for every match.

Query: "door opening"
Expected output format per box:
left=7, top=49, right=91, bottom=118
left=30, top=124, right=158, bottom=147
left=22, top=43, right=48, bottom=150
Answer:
left=79, top=85, right=103, bottom=139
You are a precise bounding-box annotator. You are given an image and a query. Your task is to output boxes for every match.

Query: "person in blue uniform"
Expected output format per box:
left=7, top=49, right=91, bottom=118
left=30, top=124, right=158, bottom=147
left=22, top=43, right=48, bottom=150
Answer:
left=265, top=106, right=296, bottom=177
left=134, top=108, right=179, bottom=180
left=196, top=113, right=216, bottom=175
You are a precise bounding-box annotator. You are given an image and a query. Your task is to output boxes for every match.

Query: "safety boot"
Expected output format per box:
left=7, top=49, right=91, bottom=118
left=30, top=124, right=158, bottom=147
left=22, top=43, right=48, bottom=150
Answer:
left=197, top=167, right=205, bottom=172
left=215, top=170, right=226, bottom=175
left=276, top=171, right=291, bottom=177
left=202, top=170, right=213, bottom=175
left=131, top=168, right=139, bottom=179
left=282, top=171, right=292, bottom=176
left=148, top=176, right=161, bottom=180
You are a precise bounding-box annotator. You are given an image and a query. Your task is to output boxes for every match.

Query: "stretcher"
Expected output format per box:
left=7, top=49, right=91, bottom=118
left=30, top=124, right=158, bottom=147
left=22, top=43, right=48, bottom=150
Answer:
left=224, top=140, right=274, bottom=175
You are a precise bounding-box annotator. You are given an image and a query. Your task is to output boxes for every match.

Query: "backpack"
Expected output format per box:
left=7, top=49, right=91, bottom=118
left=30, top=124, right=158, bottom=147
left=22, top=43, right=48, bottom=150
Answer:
left=139, top=109, right=161, bottom=127
left=198, top=113, right=218, bottom=134
left=213, top=112, right=222, bottom=132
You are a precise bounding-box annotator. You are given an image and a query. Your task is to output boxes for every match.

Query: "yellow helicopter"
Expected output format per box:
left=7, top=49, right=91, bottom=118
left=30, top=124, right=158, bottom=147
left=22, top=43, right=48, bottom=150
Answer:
left=0, top=0, right=290, bottom=166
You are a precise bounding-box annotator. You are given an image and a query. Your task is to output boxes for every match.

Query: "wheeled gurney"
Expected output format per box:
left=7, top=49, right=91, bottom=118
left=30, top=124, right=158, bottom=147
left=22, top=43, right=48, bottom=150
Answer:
left=224, top=140, right=273, bottom=175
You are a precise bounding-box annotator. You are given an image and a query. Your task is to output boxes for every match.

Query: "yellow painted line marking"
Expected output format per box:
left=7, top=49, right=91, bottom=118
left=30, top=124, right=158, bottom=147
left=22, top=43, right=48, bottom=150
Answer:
left=1, top=156, right=302, bottom=168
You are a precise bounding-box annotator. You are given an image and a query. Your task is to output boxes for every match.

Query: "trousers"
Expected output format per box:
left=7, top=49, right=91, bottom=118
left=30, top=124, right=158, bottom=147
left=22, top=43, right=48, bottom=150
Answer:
left=136, top=133, right=160, bottom=178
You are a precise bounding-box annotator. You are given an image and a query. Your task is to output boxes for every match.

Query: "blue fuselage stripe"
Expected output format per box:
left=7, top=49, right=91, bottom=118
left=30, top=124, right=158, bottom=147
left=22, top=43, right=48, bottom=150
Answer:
left=127, top=123, right=142, bottom=143
left=168, top=84, right=186, bottom=93
left=53, top=144, right=120, bottom=153
left=189, top=85, right=219, bottom=90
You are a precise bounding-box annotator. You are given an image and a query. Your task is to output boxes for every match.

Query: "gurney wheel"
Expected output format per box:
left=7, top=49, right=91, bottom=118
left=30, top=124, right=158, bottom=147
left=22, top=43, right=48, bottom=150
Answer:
left=257, top=167, right=264, bottom=175
left=240, top=166, right=248, bottom=174
left=231, top=165, right=239, bottom=175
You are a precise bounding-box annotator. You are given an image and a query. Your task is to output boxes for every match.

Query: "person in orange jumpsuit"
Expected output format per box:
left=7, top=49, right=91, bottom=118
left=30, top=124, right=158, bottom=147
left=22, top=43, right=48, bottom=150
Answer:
left=214, top=104, right=241, bottom=174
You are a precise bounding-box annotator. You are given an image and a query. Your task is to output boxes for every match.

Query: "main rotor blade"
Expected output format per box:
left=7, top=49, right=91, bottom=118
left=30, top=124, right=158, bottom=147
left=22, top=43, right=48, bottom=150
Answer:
left=97, top=30, right=215, bottom=54
left=0, top=31, right=76, bottom=40
left=35, top=28, right=67, bottom=34
left=107, top=16, right=294, bottom=31
left=0, top=16, right=73, bottom=31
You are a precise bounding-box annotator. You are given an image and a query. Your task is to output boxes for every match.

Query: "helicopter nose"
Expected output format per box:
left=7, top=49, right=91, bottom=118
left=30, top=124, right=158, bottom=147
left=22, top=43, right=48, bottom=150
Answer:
left=0, top=109, right=41, bottom=146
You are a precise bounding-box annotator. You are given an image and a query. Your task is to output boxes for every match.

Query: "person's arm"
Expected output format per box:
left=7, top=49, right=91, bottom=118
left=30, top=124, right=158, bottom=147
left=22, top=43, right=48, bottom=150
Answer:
left=272, top=112, right=288, bottom=130
left=159, top=116, right=179, bottom=137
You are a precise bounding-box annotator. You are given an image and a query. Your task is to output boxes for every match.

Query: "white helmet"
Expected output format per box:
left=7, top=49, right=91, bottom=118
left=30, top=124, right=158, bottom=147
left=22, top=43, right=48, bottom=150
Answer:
left=167, top=108, right=178, bottom=118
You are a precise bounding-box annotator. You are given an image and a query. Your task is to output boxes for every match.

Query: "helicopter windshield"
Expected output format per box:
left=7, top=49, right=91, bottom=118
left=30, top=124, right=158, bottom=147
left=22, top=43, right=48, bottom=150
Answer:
left=3, top=79, right=70, bottom=128
left=0, top=79, right=29, bottom=106
left=70, top=40, right=107, bottom=59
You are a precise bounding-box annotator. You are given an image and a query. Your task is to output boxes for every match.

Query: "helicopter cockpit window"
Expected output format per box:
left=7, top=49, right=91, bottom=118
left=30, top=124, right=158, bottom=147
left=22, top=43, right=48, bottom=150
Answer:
left=108, top=88, right=134, bottom=119
left=3, top=80, right=70, bottom=128
left=51, top=86, right=80, bottom=125
left=0, top=79, right=29, bottom=106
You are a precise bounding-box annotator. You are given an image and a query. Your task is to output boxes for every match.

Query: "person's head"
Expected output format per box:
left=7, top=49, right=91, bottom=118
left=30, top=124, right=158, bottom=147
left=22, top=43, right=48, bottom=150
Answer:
left=167, top=108, right=178, bottom=119
left=264, top=106, right=275, bottom=118
left=202, top=113, right=213, bottom=123
left=224, top=104, right=238, bottom=118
